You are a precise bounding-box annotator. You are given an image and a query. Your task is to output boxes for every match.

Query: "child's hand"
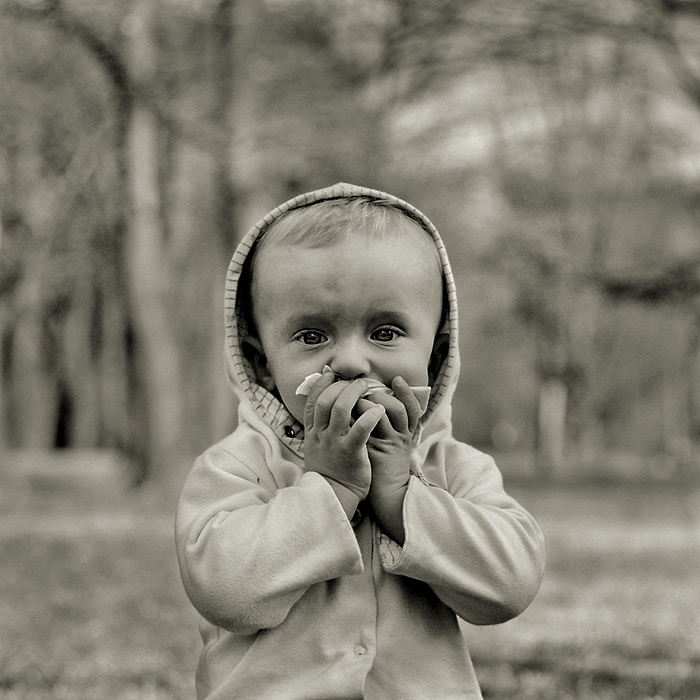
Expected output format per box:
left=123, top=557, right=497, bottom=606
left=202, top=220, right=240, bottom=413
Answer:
left=303, top=369, right=386, bottom=511
left=363, top=376, right=422, bottom=544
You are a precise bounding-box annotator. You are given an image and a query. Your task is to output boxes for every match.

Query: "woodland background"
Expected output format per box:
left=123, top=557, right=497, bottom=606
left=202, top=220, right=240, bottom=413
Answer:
left=1, top=2, right=699, bottom=699
left=3, top=0, right=700, bottom=492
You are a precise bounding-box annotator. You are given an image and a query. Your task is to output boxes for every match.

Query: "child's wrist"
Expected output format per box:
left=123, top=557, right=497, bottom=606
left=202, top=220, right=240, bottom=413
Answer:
left=370, top=484, right=408, bottom=545
left=322, top=476, right=362, bottom=520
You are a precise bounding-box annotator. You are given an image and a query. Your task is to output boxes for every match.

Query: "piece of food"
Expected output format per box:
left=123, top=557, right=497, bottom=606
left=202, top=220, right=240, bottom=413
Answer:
left=294, top=367, right=332, bottom=397
left=295, top=367, right=430, bottom=413
left=408, top=385, right=431, bottom=413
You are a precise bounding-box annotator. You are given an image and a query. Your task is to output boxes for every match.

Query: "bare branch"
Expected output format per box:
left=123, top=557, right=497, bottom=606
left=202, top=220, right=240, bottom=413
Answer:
left=660, top=0, right=700, bottom=14
left=1, top=0, right=58, bottom=20
left=646, top=0, right=700, bottom=107
left=2, top=0, right=228, bottom=153
left=597, top=255, right=700, bottom=304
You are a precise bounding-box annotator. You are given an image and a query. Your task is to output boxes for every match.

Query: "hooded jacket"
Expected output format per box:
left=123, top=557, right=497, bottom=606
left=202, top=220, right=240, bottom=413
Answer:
left=175, top=183, right=545, bottom=700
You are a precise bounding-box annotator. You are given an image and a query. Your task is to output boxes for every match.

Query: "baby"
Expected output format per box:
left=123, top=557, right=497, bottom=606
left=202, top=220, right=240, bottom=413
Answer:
left=176, top=183, right=545, bottom=700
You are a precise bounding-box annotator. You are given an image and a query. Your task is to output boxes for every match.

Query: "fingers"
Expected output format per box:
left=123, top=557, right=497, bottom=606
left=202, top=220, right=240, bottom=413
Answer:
left=303, top=367, right=337, bottom=429
left=346, top=402, right=385, bottom=447
left=308, top=377, right=370, bottom=433
left=363, top=377, right=421, bottom=436
left=304, top=372, right=421, bottom=437
left=326, top=380, right=372, bottom=433
left=391, top=376, right=422, bottom=433
left=362, top=392, right=404, bottom=438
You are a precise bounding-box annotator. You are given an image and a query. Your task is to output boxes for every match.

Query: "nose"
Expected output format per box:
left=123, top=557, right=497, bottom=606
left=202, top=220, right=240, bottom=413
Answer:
left=329, top=336, right=371, bottom=380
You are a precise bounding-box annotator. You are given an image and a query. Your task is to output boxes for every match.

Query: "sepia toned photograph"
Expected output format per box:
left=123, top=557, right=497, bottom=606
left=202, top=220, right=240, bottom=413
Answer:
left=1, top=1, right=698, bottom=698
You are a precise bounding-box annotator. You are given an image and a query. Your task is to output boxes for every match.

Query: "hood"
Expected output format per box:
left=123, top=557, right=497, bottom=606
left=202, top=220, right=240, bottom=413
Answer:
left=224, top=183, right=460, bottom=457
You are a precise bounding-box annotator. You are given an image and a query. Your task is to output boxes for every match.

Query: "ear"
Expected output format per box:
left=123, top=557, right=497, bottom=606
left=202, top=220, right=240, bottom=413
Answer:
left=241, top=336, right=276, bottom=392
left=428, top=333, right=449, bottom=386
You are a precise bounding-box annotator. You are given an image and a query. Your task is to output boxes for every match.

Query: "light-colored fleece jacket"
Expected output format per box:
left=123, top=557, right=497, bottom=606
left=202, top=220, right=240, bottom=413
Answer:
left=175, top=183, right=545, bottom=700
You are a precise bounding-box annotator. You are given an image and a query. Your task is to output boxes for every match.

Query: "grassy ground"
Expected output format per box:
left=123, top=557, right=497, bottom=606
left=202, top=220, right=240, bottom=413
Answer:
left=465, top=484, right=700, bottom=699
left=0, top=472, right=698, bottom=699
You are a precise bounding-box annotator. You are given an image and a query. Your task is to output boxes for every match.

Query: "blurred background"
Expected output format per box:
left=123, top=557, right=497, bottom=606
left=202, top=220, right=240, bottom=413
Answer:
left=0, top=0, right=698, bottom=698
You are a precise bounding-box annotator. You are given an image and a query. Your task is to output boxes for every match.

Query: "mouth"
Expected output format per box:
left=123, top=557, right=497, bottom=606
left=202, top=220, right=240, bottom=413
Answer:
left=295, top=367, right=391, bottom=397
left=294, top=369, right=431, bottom=414
left=362, top=378, right=392, bottom=396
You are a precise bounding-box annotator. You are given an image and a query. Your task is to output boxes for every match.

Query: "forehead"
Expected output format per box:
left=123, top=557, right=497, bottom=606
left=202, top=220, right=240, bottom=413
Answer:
left=254, top=218, right=440, bottom=285
left=253, top=208, right=440, bottom=279
left=251, top=231, right=443, bottom=321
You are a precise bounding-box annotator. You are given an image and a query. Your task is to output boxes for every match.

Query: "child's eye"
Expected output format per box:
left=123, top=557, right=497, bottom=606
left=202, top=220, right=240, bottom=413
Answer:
left=295, top=330, right=327, bottom=345
left=371, top=327, right=401, bottom=343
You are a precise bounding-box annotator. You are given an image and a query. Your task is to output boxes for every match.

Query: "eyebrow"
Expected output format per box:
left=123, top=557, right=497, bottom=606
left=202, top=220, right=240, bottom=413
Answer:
left=366, top=310, right=413, bottom=327
left=281, top=313, right=333, bottom=334
left=283, top=309, right=414, bottom=333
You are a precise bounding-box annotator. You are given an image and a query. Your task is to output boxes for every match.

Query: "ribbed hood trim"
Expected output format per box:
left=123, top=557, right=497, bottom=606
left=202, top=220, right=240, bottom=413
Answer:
left=224, top=182, right=459, bottom=457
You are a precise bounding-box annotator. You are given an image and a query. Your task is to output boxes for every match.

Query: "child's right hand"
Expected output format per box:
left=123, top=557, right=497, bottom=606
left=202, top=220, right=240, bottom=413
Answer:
left=303, top=368, right=385, bottom=506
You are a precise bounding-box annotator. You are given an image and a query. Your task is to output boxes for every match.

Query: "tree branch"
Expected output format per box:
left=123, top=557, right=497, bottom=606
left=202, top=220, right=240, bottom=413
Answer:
left=647, top=0, right=700, bottom=107
left=2, top=0, right=228, bottom=153
left=597, top=255, right=700, bottom=304
left=660, top=0, right=700, bottom=15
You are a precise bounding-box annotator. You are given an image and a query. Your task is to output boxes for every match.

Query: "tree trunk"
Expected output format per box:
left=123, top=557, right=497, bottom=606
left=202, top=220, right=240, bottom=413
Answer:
left=5, top=121, right=58, bottom=449
left=62, top=287, right=100, bottom=447
left=536, top=377, right=567, bottom=479
left=208, top=0, right=238, bottom=444
left=682, top=304, right=700, bottom=476
left=125, top=0, right=187, bottom=491
left=10, top=293, right=58, bottom=448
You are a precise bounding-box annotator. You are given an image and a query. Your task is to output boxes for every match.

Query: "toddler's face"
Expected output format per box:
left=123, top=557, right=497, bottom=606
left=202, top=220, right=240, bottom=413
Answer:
left=250, top=228, right=444, bottom=424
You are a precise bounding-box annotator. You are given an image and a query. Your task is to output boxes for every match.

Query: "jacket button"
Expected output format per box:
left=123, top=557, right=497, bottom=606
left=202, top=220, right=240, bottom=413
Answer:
left=353, top=644, right=367, bottom=656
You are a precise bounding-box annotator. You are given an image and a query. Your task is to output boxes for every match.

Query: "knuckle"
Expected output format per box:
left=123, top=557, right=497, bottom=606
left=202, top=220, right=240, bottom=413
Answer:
left=315, top=395, right=333, bottom=412
left=330, top=401, right=348, bottom=420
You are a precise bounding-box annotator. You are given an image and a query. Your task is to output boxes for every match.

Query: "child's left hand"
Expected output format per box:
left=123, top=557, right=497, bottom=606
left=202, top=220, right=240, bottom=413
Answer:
left=362, top=376, right=422, bottom=545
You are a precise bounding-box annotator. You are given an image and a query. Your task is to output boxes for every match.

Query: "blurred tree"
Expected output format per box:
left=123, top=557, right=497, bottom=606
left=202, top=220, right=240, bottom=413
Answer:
left=585, top=0, right=700, bottom=472
left=0, top=0, right=219, bottom=488
left=467, top=0, right=700, bottom=476
left=0, top=5, right=133, bottom=457
left=124, top=0, right=189, bottom=485
left=2, top=0, right=700, bottom=487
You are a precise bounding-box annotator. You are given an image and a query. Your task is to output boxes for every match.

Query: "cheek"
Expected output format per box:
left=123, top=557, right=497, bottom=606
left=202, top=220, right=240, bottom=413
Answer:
left=410, top=341, right=438, bottom=384
left=265, top=357, right=312, bottom=422
left=381, top=347, right=432, bottom=386
left=404, top=365, right=431, bottom=386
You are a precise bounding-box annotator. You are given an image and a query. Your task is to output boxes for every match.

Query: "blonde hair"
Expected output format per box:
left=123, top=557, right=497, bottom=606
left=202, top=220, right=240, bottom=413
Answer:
left=258, top=196, right=430, bottom=247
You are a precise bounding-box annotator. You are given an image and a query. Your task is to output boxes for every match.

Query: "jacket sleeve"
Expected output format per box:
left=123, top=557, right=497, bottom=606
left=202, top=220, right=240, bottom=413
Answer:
left=175, top=438, right=364, bottom=634
left=379, top=441, right=545, bottom=625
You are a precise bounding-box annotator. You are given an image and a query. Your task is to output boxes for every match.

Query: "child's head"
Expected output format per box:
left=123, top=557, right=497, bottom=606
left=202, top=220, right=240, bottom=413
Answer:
left=243, top=196, right=448, bottom=424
